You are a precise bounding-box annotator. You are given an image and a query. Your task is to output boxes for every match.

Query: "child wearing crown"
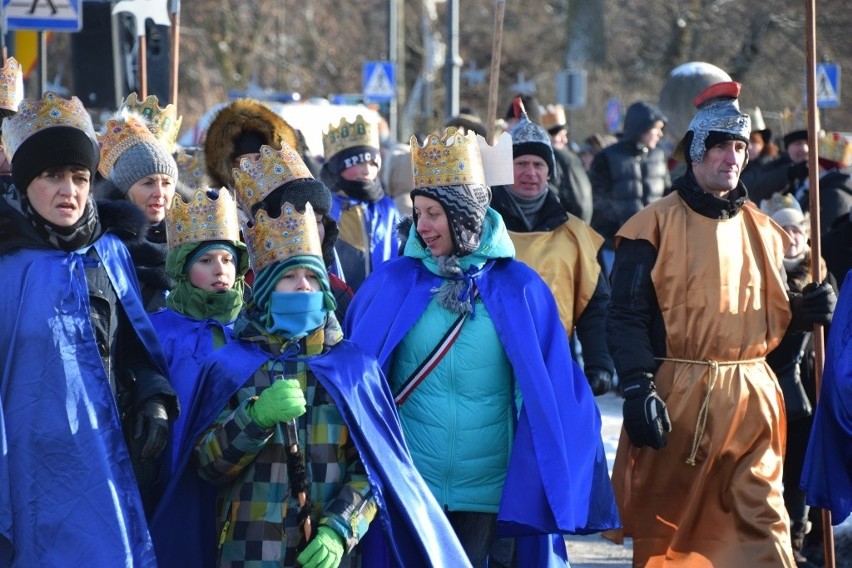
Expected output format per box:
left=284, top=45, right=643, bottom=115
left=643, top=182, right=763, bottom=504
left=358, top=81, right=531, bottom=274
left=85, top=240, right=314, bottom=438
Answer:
left=0, top=92, right=178, bottom=565
left=345, top=127, right=619, bottom=566
left=163, top=143, right=470, bottom=567
left=321, top=115, right=401, bottom=291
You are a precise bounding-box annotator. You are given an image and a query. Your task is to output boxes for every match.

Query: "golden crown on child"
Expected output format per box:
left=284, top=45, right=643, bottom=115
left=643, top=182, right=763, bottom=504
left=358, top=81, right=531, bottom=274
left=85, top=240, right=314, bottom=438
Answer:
left=166, top=188, right=241, bottom=250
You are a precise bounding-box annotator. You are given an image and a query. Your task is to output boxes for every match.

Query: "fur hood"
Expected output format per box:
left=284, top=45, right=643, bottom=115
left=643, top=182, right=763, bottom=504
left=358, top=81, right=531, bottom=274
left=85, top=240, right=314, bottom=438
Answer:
left=203, top=99, right=305, bottom=189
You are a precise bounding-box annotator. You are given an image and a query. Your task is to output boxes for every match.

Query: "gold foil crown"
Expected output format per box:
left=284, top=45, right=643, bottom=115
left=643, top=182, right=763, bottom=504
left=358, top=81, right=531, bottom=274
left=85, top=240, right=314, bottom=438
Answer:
left=0, top=57, right=23, bottom=112
left=119, top=93, right=182, bottom=153
left=323, top=114, right=380, bottom=160
left=97, top=115, right=162, bottom=177
left=176, top=148, right=212, bottom=190
left=541, top=104, right=567, bottom=131
left=819, top=131, right=852, bottom=168
left=232, top=143, right=313, bottom=214
left=166, top=188, right=241, bottom=250
left=2, top=92, right=97, bottom=161
left=410, top=127, right=486, bottom=189
left=243, top=201, right=322, bottom=272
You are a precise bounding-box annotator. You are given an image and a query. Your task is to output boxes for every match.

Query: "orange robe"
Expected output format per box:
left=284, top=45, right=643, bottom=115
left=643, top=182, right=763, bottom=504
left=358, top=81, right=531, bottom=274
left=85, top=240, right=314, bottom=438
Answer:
left=611, top=194, right=795, bottom=567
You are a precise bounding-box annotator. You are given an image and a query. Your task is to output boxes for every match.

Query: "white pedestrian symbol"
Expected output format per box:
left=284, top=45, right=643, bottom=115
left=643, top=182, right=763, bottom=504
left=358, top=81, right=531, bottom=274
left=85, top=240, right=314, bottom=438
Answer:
left=817, top=67, right=838, bottom=103
left=366, top=66, right=394, bottom=98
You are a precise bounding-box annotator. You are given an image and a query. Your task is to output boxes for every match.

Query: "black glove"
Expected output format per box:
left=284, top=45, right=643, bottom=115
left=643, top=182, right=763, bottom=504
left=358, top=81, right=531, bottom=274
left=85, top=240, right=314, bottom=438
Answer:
left=787, top=162, right=809, bottom=184
left=585, top=367, right=613, bottom=396
left=621, top=374, right=671, bottom=450
left=800, top=281, right=836, bottom=326
left=134, top=397, right=169, bottom=461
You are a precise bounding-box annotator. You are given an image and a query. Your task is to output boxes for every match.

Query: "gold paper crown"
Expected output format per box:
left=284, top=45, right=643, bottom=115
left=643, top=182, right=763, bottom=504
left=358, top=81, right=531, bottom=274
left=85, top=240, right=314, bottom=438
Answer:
left=166, top=188, right=241, bottom=250
left=97, top=115, right=162, bottom=177
left=541, top=104, right=567, bottom=131
left=232, top=143, right=313, bottom=214
left=243, top=201, right=322, bottom=272
left=176, top=148, right=213, bottom=190
left=0, top=57, right=23, bottom=112
left=818, top=131, right=852, bottom=168
left=322, top=114, right=380, bottom=160
left=119, top=93, right=182, bottom=153
left=410, top=127, right=486, bottom=189
left=2, top=92, right=97, bottom=161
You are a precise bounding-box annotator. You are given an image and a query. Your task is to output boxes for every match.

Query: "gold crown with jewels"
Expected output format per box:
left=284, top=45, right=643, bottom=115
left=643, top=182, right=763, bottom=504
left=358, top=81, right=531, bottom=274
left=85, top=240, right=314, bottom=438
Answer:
left=819, top=131, right=852, bottom=168
left=97, top=115, right=161, bottom=177
left=410, top=127, right=486, bottom=189
left=176, top=148, right=213, bottom=190
left=119, top=92, right=182, bottom=153
left=243, top=201, right=322, bottom=272
left=166, top=187, right=241, bottom=250
left=322, top=114, right=380, bottom=160
left=0, top=57, right=23, bottom=112
left=231, top=143, right=313, bottom=215
left=2, top=92, right=97, bottom=161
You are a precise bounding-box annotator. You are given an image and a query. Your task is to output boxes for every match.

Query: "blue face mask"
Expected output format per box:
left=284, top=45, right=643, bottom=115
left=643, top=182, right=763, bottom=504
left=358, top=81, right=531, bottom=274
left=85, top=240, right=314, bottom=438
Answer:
left=265, top=291, right=327, bottom=339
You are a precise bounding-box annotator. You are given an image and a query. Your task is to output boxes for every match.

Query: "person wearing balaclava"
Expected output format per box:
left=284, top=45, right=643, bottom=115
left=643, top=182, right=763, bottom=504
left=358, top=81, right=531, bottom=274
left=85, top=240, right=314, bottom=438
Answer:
left=345, top=126, right=618, bottom=567
left=588, top=100, right=670, bottom=275
left=97, top=114, right=180, bottom=311
left=184, top=140, right=474, bottom=567
left=321, top=114, right=401, bottom=291
left=490, top=100, right=614, bottom=397
left=606, top=81, right=836, bottom=567
left=0, top=92, right=177, bottom=566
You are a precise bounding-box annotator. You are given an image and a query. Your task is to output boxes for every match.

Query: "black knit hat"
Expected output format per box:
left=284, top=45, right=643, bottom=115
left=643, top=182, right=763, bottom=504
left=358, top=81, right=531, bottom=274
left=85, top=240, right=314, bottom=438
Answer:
left=410, top=183, right=491, bottom=256
left=12, top=126, right=99, bottom=191
left=783, top=129, right=808, bottom=149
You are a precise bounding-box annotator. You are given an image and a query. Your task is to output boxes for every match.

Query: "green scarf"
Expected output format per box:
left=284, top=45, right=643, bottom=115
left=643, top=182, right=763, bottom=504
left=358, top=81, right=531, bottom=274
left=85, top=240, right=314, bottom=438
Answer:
left=165, top=241, right=249, bottom=323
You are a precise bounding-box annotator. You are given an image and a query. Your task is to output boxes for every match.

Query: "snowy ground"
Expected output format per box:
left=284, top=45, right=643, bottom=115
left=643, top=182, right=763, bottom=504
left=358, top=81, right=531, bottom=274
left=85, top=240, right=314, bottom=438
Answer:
left=564, top=391, right=850, bottom=567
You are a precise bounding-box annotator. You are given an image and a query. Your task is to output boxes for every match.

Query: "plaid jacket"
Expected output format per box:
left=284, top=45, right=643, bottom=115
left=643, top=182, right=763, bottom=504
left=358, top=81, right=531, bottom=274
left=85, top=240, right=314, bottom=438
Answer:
left=195, top=315, right=377, bottom=567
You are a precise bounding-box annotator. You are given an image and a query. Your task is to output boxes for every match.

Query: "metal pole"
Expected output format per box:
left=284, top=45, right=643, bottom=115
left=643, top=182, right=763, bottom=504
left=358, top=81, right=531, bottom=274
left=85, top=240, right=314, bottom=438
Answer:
left=388, top=0, right=398, bottom=141
left=169, top=0, right=180, bottom=106
left=804, top=1, right=834, bottom=566
left=444, top=0, right=459, bottom=121
left=38, top=31, right=46, bottom=97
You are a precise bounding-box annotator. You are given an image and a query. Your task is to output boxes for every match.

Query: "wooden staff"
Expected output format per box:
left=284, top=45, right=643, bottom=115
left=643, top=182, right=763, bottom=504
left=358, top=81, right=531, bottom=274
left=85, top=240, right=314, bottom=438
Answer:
left=169, top=0, right=180, bottom=106
left=484, top=0, right=506, bottom=145
left=803, top=1, right=834, bottom=567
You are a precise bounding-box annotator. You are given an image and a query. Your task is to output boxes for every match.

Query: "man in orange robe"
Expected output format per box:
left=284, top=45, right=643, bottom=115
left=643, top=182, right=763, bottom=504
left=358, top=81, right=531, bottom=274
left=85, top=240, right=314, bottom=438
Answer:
left=606, top=81, right=836, bottom=567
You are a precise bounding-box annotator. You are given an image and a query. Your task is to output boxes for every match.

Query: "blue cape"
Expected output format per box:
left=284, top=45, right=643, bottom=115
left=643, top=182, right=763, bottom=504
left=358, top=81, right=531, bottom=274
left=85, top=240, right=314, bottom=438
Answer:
left=0, top=234, right=167, bottom=567
left=330, top=194, right=400, bottom=271
left=149, top=336, right=471, bottom=568
left=345, top=256, right=620, bottom=538
left=149, top=308, right=234, bottom=472
left=801, top=269, right=852, bottom=524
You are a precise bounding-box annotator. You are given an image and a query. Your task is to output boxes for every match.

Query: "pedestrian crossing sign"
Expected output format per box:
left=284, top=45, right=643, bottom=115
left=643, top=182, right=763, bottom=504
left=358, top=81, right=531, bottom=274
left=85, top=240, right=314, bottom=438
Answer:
left=816, top=63, right=840, bottom=108
left=363, top=61, right=396, bottom=102
left=3, top=0, right=82, bottom=31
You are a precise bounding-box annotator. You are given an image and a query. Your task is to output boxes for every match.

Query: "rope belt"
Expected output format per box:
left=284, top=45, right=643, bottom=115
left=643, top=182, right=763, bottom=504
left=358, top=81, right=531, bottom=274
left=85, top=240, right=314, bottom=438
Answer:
left=655, top=356, right=766, bottom=466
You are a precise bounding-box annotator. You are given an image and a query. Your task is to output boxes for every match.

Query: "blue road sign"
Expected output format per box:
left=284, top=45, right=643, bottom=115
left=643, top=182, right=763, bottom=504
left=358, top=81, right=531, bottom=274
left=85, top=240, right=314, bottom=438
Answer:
left=4, top=0, right=82, bottom=31
left=363, top=61, right=396, bottom=103
left=816, top=63, right=840, bottom=108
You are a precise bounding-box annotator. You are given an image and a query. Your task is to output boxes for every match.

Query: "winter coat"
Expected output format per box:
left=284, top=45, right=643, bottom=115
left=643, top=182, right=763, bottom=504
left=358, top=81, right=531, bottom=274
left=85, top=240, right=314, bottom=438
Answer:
left=552, top=146, right=593, bottom=222
left=589, top=103, right=671, bottom=247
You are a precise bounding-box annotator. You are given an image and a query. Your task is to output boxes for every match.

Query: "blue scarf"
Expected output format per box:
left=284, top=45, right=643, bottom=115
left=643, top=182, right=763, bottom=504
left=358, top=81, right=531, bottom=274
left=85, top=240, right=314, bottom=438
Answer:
left=265, top=291, right=327, bottom=339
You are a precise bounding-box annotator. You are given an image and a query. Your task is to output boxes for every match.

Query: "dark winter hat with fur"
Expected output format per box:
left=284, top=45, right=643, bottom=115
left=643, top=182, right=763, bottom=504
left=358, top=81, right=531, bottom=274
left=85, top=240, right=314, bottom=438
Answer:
left=204, top=98, right=304, bottom=189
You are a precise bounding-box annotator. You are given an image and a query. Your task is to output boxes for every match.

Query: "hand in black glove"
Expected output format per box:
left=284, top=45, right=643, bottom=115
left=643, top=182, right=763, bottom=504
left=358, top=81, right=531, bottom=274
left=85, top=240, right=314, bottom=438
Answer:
left=800, top=281, right=836, bottom=326
left=787, top=161, right=809, bottom=184
left=134, top=397, right=169, bottom=461
left=621, top=374, right=671, bottom=450
left=585, top=367, right=613, bottom=397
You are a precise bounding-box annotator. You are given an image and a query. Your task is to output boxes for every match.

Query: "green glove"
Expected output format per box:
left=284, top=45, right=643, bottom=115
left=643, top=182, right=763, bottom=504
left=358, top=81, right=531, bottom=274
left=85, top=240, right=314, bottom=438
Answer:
left=296, top=526, right=344, bottom=568
left=246, top=379, right=306, bottom=428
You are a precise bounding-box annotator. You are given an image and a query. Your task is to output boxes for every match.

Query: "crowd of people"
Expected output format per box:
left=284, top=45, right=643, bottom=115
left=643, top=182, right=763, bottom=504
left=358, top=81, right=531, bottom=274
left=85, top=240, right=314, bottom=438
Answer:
left=0, top=48, right=850, bottom=568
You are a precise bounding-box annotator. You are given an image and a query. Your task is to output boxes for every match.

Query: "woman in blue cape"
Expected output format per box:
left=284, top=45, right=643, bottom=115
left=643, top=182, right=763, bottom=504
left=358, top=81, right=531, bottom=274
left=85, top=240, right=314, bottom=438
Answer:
left=0, top=92, right=177, bottom=566
left=345, top=127, right=620, bottom=567
left=801, top=269, right=852, bottom=525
